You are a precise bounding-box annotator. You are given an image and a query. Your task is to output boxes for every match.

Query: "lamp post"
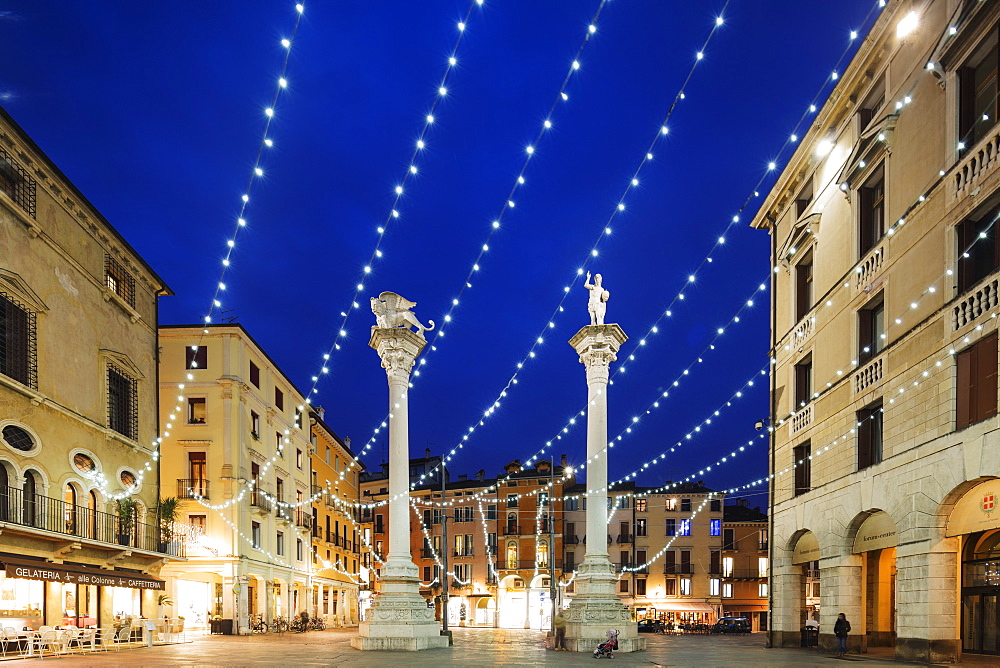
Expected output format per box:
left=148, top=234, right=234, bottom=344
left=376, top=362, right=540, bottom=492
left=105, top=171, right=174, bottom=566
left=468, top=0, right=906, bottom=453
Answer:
left=441, top=456, right=449, bottom=638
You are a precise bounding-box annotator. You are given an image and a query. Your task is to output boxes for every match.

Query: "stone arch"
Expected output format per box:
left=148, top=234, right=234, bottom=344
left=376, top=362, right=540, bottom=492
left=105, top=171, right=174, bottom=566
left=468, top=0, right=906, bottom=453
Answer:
left=844, top=509, right=896, bottom=553
left=785, top=528, right=821, bottom=564
left=938, top=476, right=1000, bottom=538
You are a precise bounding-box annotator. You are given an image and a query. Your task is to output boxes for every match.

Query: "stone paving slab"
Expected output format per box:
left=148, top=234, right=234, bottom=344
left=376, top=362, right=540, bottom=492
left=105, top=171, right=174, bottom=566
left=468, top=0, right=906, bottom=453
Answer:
left=2, top=627, right=989, bottom=667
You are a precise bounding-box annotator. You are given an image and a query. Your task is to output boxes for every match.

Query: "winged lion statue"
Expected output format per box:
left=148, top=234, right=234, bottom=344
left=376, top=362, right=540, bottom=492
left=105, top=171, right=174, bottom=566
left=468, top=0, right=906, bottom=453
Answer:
left=370, top=291, right=436, bottom=340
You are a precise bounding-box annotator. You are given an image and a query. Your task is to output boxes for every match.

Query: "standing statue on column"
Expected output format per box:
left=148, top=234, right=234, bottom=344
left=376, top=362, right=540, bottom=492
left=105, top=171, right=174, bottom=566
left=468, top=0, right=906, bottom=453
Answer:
left=584, top=272, right=610, bottom=326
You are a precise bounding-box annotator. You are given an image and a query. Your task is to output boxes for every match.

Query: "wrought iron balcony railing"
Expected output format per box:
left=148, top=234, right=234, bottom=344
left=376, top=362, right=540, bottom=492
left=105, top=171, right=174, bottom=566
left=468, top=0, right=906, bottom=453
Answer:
left=177, top=479, right=209, bottom=499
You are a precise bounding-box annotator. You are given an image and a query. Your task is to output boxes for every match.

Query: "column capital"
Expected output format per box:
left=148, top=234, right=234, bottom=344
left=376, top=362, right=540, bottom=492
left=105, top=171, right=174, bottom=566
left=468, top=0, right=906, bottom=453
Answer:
left=569, top=324, right=628, bottom=375
left=369, top=327, right=427, bottom=383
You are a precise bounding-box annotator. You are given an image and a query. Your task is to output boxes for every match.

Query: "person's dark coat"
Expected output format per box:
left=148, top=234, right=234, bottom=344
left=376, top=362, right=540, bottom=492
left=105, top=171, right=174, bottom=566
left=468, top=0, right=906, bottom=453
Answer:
left=834, top=618, right=851, bottom=638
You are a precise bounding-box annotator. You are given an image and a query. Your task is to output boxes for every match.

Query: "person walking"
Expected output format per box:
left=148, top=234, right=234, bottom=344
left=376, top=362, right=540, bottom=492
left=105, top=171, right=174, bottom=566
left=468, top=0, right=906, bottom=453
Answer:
left=834, top=613, right=851, bottom=658
left=553, top=612, right=567, bottom=651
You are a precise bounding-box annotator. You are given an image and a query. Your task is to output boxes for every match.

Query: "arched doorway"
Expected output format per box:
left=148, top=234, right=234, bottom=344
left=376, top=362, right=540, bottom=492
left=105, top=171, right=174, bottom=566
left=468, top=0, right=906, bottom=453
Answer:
left=946, top=479, right=1000, bottom=655
left=790, top=531, right=821, bottom=625
left=23, top=469, right=40, bottom=527
left=851, top=511, right=898, bottom=648
left=64, top=483, right=79, bottom=535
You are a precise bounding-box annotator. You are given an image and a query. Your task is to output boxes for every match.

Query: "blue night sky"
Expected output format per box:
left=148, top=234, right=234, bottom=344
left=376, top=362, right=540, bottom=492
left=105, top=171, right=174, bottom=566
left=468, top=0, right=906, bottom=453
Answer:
left=1, top=1, right=876, bottom=501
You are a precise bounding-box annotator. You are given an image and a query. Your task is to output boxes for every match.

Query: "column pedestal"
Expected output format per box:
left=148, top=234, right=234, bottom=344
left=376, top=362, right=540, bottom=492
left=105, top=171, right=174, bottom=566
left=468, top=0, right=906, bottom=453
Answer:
left=565, top=324, right=644, bottom=654
left=352, top=327, right=448, bottom=651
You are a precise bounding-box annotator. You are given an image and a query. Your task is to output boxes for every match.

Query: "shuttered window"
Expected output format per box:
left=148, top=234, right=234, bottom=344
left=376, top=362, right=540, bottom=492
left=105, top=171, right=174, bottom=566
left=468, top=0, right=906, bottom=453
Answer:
left=794, top=442, right=811, bottom=496
left=957, top=332, right=999, bottom=430
left=0, top=292, right=35, bottom=388
left=795, top=253, right=813, bottom=321
left=857, top=400, right=883, bottom=471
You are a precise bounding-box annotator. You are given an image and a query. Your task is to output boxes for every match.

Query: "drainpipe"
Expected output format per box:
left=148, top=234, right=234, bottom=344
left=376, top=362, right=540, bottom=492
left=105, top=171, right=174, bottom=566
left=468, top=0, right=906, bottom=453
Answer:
left=767, top=223, right=777, bottom=647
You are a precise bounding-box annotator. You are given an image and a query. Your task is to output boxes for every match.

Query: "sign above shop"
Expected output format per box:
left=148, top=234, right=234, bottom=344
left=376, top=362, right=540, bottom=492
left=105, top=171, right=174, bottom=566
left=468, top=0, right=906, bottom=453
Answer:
left=947, top=480, right=1000, bottom=537
left=2, top=559, right=164, bottom=590
left=852, top=511, right=898, bottom=553
left=791, top=531, right=820, bottom=565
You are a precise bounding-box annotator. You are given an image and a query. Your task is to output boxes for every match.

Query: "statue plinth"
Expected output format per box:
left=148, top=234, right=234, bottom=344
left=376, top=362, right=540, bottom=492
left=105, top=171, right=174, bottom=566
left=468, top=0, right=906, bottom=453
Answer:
left=352, top=324, right=447, bottom=651
left=565, top=322, right=644, bottom=653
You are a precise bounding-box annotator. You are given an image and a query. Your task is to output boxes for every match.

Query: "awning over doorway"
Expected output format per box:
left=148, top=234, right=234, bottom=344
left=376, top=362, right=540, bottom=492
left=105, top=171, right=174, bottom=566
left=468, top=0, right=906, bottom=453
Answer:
left=947, top=479, right=1000, bottom=537
left=791, top=531, right=820, bottom=565
left=852, top=511, right=898, bottom=553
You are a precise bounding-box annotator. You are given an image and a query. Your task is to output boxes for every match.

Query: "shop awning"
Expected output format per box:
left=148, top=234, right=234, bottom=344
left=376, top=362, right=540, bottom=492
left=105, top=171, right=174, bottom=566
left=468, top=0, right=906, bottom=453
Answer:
left=1, top=556, right=165, bottom=590
left=647, top=601, right=715, bottom=613
left=722, top=605, right=768, bottom=612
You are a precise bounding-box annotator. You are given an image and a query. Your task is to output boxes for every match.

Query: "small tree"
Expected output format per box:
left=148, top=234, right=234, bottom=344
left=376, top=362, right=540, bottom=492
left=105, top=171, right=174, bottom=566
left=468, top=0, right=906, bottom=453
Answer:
left=115, top=498, right=137, bottom=545
left=158, top=497, right=179, bottom=542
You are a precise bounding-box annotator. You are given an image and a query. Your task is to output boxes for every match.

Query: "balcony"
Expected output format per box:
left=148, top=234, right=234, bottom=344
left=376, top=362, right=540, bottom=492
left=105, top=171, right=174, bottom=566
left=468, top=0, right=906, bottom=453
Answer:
left=0, top=485, right=184, bottom=556
left=616, top=533, right=634, bottom=544
left=663, top=564, right=693, bottom=575
left=420, top=548, right=435, bottom=559
left=295, top=513, right=312, bottom=530
left=250, top=486, right=272, bottom=513
left=854, top=355, right=885, bottom=395
left=177, top=479, right=209, bottom=499
left=453, top=549, right=474, bottom=558
left=310, top=484, right=323, bottom=498
left=565, top=535, right=580, bottom=545
left=790, top=403, right=813, bottom=435
left=855, top=242, right=885, bottom=292
left=953, top=274, right=1000, bottom=331
left=791, top=316, right=814, bottom=350
left=615, top=562, right=647, bottom=574
left=275, top=505, right=292, bottom=523
left=503, top=524, right=521, bottom=536
left=724, top=569, right=767, bottom=580
left=499, top=559, right=562, bottom=571
left=952, top=127, right=1000, bottom=203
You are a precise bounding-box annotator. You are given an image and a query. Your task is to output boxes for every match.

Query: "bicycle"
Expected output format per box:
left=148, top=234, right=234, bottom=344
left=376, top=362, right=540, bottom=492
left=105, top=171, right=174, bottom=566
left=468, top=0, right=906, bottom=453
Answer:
left=308, top=617, right=326, bottom=631
left=248, top=613, right=268, bottom=634
left=273, top=616, right=289, bottom=634
left=289, top=616, right=307, bottom=633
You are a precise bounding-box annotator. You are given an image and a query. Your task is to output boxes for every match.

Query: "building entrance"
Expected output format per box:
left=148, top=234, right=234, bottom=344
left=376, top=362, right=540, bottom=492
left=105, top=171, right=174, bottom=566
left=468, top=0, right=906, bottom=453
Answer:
left=962, top=530, right=1000, bottom=655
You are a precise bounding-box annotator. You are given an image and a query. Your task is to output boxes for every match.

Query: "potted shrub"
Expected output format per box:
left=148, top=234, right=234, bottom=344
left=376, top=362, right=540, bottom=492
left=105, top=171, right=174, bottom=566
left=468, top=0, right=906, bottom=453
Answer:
left=157, top=593, right=173, bottom=619
left=158, top=497, right=179, bottom=554
left=115, top=498, right=137, bottom=546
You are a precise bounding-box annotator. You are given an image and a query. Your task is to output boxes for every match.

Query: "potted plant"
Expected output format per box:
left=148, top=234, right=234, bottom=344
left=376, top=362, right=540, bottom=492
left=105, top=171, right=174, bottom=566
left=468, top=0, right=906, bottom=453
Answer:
left=115, top=498, right=137, bottom=546
left=158, top=497, right=179, bottom=554
left=157, top=593, right=173, bottom=620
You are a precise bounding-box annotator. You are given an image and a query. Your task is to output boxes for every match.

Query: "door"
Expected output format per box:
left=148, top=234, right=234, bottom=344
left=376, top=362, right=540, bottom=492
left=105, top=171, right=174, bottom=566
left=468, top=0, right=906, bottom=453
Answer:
left=964, top=593, right=1000, bottom=654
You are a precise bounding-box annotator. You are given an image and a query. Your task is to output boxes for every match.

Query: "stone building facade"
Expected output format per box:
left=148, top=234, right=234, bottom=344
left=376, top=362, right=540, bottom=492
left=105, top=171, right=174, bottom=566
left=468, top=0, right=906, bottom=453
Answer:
left=0, top=106, right=179, bottom=627
left=157, top=324, right=315, bottom=633
left=752, top=0, right=1000, bottom=661
left=721, top=502, right=769, bottom=632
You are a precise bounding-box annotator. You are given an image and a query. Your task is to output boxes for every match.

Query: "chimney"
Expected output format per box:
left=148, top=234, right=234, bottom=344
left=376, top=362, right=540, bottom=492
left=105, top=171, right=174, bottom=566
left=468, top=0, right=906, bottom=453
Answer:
left=738, top=498, right=749, bottom=508
left=561, top=454, right=567, bottom=467
left=476, top=469, right=485, bottom=481
left=425, top=448, right=431, bottom=459
left=344, top=436, right=351, bottom=448
left=315, top=406, right=326, bottom=420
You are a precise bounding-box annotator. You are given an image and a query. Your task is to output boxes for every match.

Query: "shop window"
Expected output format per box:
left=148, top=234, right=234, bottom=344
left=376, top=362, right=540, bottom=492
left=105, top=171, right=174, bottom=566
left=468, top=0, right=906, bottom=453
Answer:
left=859, top=165, right=885, bottom=257
left=794, top=357, right=812, bottom=408
left=109, top=586, right=140, bottom=618
left=957, top=332, right=999, bottom=429
left=957, top=206, right=1000, bottom=294
left=959, top=26, right=1000, bottom=150
left=794, top=442, right=812, bottom=496
left=858, top=292, right=885, bottom=364
left=249, top=360, right=260, bottom=388
left=187, top=398, right=206, bottom=424
left=185, top=345, right=207, bottom=370
left=795, top=252, right=814, bottom=321
left=107, top=363, right=138, bottom=441
left=0, top=291, right=36, bottom=389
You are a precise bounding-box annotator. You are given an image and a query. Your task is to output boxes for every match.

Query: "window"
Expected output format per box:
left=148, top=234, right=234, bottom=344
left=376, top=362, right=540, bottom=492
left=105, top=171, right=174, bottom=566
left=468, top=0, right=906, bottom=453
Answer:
left=325, top=447, right=331, bottom=465
left=665, top=498, right=677, bottom=511
left=296, top=449, right=303, bottom=469
left=710, top=499, right=721, bottom=512
left=857, top=399, right=884, bottom=470
left=296, top=538, right=303, bottom=561
left=189, top=514, right=206, bottom=529
left=185, top=345, right=207, bottom=369
left=0, top=147, right=37, bottom=218
left=858, top=293, right=885, bottom=364
left=249, top=361, right=260, bottom=388
left=794, top=442, right=812, bottom=496
left=635, top=498, right=647, bottom=512
left=758, top=557, right=769, bottom=577
left=107, top=364, right=138, bottom=440
left=0, top=291, right=36, bottom=388
left=120, top=470, right=136, bottom=489
left=959, top=26, right=999, bottom=150
left=679, top=519, right=691, bottom=536
left=619, top=579, right=629, bottom=593
left=636, top=579, right=647, bottom=596
left=506, top=494, right=518, bottom=508
left=506, top=542, right=518, bottom=569
left=664, top=579, right=676, bottom=596
left=710, top=550, right=721, bottom=575
left=957, top=206, right=1000, bottom=293
left=709, top=578, right=720, bottom=596
left=859, top=76, right=885, bottom=129
left=536, top=542, right=548, bottom=567
left=722, top=583, right=733, bottom=598
left=187, top=398, right=206, bottom=424
left=859, top=166, right=885, bottom=257
left=710, top=519, right=721, bottom=536
left=374, top=514, right=384, bottom=534
left=104, top=255, right=135, bottom=308
left=486, top=504, right=497, bottom=520
left=680, top=579, right=691, bottom=596
left=680, top=498, right=691, bottom=512
left=723, top=529, right=735, bottom=551
left=423, top=567, right=431, bottom=582
left=680, top=550, right=691, bottom=573
left=250, top=411, right=260, bottom=438
left=636, top=518, right=647, bottom=537
left=665, top=519, right=676, bottom=536
left=794, top=357, right=812, bottom=408
left=795, top=178, right=813, bottom=219
left=73, top=453, right=96, bottom=473
left=539, top=492, right=549, bottom=506
left=759, top=583, right=769, bottom=598
left=795, top=252, right=814, bottom=321
left=275, top=388, right=284, bottom=411
left=1, top=425, right=33, bottom=453
left=957, top=332, right=999, bottom=429
left=251, top=522, right=261, bottom=549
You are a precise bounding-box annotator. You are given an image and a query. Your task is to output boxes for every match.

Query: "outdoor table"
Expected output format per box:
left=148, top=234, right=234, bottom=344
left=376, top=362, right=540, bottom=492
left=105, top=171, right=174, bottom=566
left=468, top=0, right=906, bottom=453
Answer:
left=20, top=630, right=43, bottom=657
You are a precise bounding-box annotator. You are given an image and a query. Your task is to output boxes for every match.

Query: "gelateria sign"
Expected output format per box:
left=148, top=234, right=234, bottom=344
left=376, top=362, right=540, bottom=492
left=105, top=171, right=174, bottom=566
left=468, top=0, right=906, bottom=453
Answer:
left=852, top=511, right=898, bottom=553
left=3, top=559, right=164, bottom=590
left=946, top=480, right=1000, bottom=537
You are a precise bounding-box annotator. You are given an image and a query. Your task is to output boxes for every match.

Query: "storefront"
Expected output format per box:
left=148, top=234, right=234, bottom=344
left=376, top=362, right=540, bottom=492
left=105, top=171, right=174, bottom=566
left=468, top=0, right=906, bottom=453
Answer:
left=852, top=512, right=897, bottom=648
left=0, top=555, right=163, bottom=628
left=639, top=601, right=715, bottom=625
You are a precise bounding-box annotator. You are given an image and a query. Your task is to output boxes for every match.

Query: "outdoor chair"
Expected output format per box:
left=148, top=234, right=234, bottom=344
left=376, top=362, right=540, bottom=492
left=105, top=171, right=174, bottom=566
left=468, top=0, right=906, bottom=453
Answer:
left=0, top=628, right=23, bottom=658
left=29, top=630, right=57, bottom=658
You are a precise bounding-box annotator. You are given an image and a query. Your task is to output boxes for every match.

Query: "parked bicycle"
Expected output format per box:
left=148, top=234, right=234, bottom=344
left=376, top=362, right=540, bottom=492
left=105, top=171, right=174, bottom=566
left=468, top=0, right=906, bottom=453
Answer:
left=307, top=617, right=326, bottom=631
left=248, top=613, right=268, bottom=634
left=272, top=616, right=289, bottom=634
left=290, top=615, right=307, bottom=633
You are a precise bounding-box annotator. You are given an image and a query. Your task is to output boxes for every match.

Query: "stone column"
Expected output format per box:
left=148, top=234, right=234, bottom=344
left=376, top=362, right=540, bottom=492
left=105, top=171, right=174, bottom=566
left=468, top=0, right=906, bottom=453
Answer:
left=352, top=327, right=448, bottom=651
left=565, top=324, right=644, bottom=653
left=894, top=541, right=959, bottom=663
left=819, top=559, right=863, bottom=654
